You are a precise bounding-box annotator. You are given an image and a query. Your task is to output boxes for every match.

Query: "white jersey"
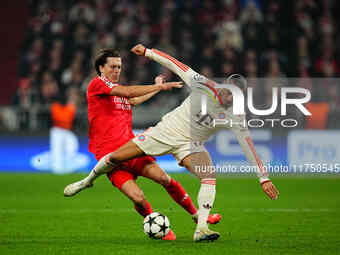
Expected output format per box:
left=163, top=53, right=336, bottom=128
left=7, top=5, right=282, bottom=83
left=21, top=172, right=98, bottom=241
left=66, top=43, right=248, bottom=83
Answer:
left=145, top=48, right=246, bottom=144
left=144, top=48, right=269, bottom=181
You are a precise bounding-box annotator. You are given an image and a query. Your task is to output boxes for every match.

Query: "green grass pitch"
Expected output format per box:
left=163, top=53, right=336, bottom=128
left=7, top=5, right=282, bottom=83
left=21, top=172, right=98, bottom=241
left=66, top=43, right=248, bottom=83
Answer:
left=1, top=173, right=339, bottom=255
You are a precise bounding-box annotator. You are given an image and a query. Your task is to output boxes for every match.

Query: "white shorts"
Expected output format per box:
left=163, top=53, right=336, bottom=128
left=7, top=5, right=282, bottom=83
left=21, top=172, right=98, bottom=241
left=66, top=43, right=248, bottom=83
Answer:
left=132, top=127, right=207, bottom=164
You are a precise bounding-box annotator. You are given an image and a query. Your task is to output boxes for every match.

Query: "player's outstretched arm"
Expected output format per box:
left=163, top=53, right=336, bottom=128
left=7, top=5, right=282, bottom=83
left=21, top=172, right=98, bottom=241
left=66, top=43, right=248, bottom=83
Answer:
left=109, top=80, right=182, bottom=98
left=233, top=128, right=279, bottom=200
left=261, top=180, right=279, bottom=200
left=129, top=75, right=167, bottom=106
left=131, top=44, right=198, bottom=86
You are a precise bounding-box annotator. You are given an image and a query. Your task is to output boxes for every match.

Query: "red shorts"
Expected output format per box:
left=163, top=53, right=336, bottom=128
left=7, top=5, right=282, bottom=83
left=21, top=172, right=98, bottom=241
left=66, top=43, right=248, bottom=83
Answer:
left=95, top=153, right=155, bottom=189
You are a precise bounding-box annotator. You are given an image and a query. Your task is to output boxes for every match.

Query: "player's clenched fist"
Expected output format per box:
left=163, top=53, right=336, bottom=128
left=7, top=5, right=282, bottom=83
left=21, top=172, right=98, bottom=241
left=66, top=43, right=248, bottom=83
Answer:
left=261, top=180, right=279, bottom=200
left=131, top=44, right=146, bottom=56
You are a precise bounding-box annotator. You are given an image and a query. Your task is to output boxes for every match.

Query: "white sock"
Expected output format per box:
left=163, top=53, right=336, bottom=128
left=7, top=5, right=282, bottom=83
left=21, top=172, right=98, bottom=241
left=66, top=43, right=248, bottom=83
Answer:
left=197, top=178, right=216, bottom=230
left=83, top=154, right=115, bottom=184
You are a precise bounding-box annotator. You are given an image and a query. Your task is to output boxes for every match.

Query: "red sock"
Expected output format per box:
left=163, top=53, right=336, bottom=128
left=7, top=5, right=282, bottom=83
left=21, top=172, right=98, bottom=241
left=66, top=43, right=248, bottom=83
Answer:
left=164, top=178, right=197, bottom=215
left=134, top=200, right=153, bottom=218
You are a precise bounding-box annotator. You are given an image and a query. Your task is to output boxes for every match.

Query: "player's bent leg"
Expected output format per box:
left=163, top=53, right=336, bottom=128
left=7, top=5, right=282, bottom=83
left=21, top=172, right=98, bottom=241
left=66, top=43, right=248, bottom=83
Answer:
left=94, top=141, right=144, bottom=179
left=141, top=161, right=220, bottom=225
left=181, top=152, right=220, bottom=240
left=140, top=162, right=171, bottom=186
left=181, top=152, right=216, bottom=180
left=141, top=162, right=197, bottom=216
left=119, top=179, right=153, bottom=217
left=119, top=178, right=176, bottom=241
left=107, top=140, right=145, bottom=164
left=63, top=141, right=144, bottom=197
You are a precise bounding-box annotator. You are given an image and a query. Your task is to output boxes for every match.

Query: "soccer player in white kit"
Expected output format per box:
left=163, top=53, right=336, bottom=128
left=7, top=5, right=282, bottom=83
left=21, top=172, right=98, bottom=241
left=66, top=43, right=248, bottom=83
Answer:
left=65, top=44, right=279, bottom=242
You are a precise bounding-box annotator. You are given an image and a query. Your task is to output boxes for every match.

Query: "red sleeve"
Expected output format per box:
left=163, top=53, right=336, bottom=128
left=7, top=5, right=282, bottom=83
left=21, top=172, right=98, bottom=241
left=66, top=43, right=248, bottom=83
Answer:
left=88, top=78, right=117, bottom=96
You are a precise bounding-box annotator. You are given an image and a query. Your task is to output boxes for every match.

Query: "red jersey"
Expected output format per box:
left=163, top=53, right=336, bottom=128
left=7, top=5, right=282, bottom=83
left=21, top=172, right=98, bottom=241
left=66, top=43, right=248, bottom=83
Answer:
left=87, top=76, right=134, bottom=157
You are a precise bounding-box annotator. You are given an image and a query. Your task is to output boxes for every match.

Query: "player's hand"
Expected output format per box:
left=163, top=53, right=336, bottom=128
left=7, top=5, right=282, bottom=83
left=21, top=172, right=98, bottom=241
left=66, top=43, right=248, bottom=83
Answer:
left=261, top=180, right=279, bottom=200
left=155, top=75, right=166, bottom=85
left=160, top=81, right=183, bottom=91
left=131, top=44, right=146, bottom=56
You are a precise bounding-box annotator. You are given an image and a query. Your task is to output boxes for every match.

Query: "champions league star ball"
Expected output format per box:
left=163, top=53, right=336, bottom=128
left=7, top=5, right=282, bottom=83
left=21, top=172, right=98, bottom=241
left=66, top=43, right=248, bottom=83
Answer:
left=143, top=212, right=170, bottom=239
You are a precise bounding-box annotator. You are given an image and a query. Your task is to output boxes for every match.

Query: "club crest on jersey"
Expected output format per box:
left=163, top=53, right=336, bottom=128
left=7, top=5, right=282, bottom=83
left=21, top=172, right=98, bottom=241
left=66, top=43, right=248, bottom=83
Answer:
left=193, top=73, right=204, bottom=81
left=218, top=112, right=226, bottom=119
left=99, top=76, right=117, bottom=88
left=138, top=135, right=146, bottom=141
left=104, top=80, right=116, bottom=88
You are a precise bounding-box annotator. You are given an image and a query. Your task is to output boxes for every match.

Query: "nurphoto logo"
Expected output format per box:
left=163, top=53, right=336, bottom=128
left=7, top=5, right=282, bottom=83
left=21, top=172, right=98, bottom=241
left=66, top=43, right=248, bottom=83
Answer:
left=200, top=75, right=312, bottom=128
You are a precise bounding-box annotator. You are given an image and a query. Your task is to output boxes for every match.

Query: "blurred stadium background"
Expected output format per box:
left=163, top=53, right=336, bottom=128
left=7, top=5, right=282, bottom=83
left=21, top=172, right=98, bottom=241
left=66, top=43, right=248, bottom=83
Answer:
left=1, top=0, right=340, bottom=173
left=1, top=1, right=340, bottom=254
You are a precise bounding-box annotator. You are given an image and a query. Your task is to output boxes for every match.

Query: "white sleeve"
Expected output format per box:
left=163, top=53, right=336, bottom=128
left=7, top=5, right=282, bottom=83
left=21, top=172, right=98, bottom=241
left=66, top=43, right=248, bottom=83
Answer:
left=232, top=127, right=270, bottom=183
left=145, top=48, right=198, bottom=87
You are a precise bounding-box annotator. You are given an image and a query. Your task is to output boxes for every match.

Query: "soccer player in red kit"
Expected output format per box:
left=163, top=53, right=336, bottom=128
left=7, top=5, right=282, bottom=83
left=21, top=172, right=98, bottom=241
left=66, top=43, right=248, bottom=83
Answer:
left=64, top=49, right=221, bottom=240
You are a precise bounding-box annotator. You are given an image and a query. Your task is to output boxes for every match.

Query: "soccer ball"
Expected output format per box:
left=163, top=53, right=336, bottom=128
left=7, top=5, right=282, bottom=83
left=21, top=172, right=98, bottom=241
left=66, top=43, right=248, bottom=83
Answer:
left=143, top=212, right=170, bottom=239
